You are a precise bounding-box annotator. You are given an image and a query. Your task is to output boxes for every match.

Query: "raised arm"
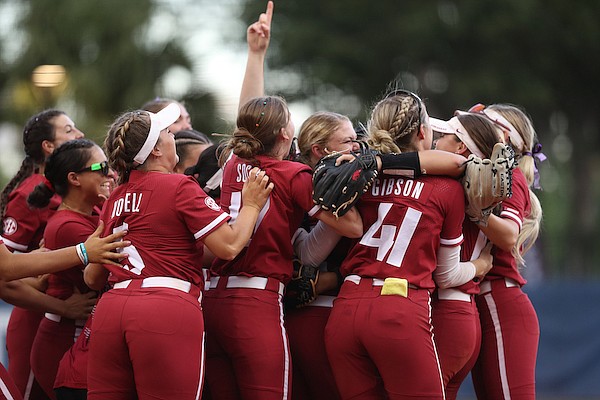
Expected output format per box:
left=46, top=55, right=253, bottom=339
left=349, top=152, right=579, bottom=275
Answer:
left=239, top=1, right=273, bottom=108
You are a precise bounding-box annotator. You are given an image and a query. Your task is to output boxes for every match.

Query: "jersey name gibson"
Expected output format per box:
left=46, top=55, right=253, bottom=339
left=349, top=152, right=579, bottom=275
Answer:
left=370, top=177, right=425, bottom=200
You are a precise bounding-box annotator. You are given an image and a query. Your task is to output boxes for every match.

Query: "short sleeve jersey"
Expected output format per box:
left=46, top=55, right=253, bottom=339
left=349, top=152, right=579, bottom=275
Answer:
left=487, top=168, right=531, bottom=285
left=44, top=210, right=98, bottom=299
left=340, top=175, right=465, bottom=290
left=211, top=155, right=319, bottom=284
left=101, top=170, right=230, bottom=287
left=1, top=174, right=60, bottom=252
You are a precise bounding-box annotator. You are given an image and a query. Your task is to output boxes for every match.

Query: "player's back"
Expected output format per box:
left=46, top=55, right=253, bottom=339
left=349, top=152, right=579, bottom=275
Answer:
left=341, top=174, right=465, bottom=289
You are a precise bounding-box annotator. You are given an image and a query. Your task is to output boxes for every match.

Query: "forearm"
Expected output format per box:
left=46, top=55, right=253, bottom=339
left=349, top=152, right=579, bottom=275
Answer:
left=0, top=280, right=67, bottom=314
left=417, top=150, right=466, bottom=178
left=478, top=214, right=518, bottom=251
left=2, top=246, right=80, bottom=281
left=317, top=207, right=363, bottom=238
left=239, top=51, right=265, bottom=109
left=434, top=246, right=476, bottom=288
left=293, top=222, right=342, bottom=267
left=84, top=263, right=110, bottom=291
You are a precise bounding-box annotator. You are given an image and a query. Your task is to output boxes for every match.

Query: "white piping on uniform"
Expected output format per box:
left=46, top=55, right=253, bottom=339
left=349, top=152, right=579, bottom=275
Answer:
left=484, top=293, right=512, bottom=400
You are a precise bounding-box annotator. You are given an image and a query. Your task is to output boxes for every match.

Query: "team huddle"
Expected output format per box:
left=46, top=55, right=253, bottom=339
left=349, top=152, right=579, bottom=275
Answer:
left=0, top=1, right=544, bottom=400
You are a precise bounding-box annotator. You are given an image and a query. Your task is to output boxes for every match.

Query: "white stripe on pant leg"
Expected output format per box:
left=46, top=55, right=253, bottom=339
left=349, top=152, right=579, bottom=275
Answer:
left=0, top=378, right=15, bottom=400
left=427, top=293, right=446, bottom=400
left=194, top=331, right=206, bottom=400
left=24, top=370, right=34, bottom=400
left=278, top=296, right=290, bottom=400
left=484, top=293, right=512, bottom=400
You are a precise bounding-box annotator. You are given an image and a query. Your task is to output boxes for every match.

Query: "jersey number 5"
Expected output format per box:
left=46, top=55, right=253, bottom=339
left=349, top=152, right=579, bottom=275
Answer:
left=359, top=203, right=422, bottom=267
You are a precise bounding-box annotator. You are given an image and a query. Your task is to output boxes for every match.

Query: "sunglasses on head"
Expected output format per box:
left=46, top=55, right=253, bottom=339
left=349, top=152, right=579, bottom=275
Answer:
left=76, top=161, right=110, bottom=176
left=467, top=103, right=512, bottom=133
left=385, top=89, right=423, bottom=127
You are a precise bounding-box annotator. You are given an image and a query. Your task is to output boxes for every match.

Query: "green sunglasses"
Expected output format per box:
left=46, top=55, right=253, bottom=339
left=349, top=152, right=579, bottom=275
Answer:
left=76, top=161, right=110, bottom=176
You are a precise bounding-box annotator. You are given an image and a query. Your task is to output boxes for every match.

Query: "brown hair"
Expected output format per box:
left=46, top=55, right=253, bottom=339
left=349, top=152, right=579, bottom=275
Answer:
left=103, top=111, right=151, bottom=185
left=456, top=113, right=503, bottom=158
left=219, top=96, right=289, bottom=165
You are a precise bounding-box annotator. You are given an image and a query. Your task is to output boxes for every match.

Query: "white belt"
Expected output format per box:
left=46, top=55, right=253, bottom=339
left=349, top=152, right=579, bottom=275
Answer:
left=307, top=295, right=335, bottom=308
left=344, top=275, right=418, bottom=289
left=113, top=277, right=201, bottom=302
left=479, top=277, right=520, bottom=294
left=209, top=276, right=285, bottom=296
left=114, top=276, right=192, bottom=292
left=44, top=313, right=86, bottom=326
left=437, top=288, right=472, bottom=302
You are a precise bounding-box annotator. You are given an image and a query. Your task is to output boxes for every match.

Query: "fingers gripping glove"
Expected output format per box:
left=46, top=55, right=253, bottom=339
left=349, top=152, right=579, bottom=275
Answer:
left=462, top=143, right=516, bottom=226
left=312, top=141, right=378, bottom=218
left=284, top=262, right=319, bottom=310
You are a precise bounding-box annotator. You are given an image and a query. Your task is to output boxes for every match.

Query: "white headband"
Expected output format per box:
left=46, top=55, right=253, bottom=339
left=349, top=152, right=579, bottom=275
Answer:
left=430, top=116, right=485, bottom=158
left=133, top=103, right=181, bottom=165
left=482, top=109, right=524, bottom=151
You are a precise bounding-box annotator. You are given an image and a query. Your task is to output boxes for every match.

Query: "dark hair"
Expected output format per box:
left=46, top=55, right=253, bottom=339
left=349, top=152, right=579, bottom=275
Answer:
left=185, top=144, right=223, bottom=199
left=220, top=96, right=289, bottom=165
left=0, top=109, right=66, bottom=231
left=27, top=139, right=97, bottom=208
left=103, top=111, right=151, bottom=185
left=175, top=129, right=213, bottom=169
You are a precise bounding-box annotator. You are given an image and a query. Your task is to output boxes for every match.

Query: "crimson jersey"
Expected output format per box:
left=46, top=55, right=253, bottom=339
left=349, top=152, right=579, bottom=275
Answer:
left=340, top=175, right=464, bottom=289
left=212, top=155, right=320, bottom=284
left=486, top=168, right=531, bottom=285
left=101, top=170, right=230, bottom=287
left=456, top=219, right=489, bottom=295
left=44, top=210, right=98, bottom=299
left=1, top=174, right=60, bottom=252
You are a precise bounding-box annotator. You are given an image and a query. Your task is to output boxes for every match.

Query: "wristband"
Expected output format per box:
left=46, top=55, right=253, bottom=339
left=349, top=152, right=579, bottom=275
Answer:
left=378, top=152, right=422, bottom=178
left=76, top=243, right=89, bottom=265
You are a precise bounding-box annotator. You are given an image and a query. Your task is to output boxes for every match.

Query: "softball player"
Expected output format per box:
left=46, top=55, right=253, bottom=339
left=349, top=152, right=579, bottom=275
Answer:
left=430, top=112, right=507, bottom=399
left=26, top=139, right=112, bottom=399
left=324, top=90, right=466, bottom=400
left=469, top=104, right=542, bottom=400
left=84, top=104, right=272, bottom=400
left=0, top=109, right=91, bottom=400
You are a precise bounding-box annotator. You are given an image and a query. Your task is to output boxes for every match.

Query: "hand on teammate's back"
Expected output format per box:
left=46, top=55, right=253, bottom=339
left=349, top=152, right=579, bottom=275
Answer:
left=241, top=167, right=274, bottom=212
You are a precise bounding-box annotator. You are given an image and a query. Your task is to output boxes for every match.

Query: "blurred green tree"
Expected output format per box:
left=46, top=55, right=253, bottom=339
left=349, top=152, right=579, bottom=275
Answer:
left=241, top=0, right=600, bottom=277
left=0, top=0, right=218, bottom=143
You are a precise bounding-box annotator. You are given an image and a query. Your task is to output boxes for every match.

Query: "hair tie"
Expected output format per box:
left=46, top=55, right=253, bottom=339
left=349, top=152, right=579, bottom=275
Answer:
left=524, top=142, right=547, bottom=190
left=42, top=177, right=55, bottom=192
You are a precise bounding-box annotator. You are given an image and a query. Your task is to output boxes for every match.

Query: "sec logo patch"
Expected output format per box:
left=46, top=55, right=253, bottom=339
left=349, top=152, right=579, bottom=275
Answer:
left=204, top=197, right=221, bottom=212
left=3, top=217, right=18, bottom=235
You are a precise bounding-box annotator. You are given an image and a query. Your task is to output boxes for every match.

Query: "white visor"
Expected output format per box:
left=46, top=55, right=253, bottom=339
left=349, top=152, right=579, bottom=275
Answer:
left=430, top=116, right=485, bottom=158
left=482, top=109, right=524, bottom=151
left=133, top=103, right=181, bottom=165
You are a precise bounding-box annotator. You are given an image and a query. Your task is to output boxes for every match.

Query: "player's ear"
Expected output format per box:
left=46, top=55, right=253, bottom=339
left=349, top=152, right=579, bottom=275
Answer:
left=311, top=143, right=325, bottom=159
left=456, top=141, right=469, bottom=156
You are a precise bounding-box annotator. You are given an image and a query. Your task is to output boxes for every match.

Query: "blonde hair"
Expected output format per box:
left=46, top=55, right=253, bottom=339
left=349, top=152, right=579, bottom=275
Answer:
left=104, top=111, right=151, bottom=185
left=488, top=104, right=542, bottom=266
left=297, top=112, right=351, bottom=165
left=367, top=92, right=425, bottom=154
left=220, top=96, right=289, bottom=166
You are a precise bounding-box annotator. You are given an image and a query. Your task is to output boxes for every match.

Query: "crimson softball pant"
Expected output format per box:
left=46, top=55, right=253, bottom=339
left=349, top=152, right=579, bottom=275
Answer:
left=203, top=278, right=291, bottom=400
left=325, top=278, right=444, bottom=400
left=29, top=315, right=85, bottom=400
left=285, top=297, right=340, bottom=400
left=87, top=287, right=205, bottom=400
left=431, top=291, right=481, bottom=400
left=6, top=307, right=49, bottom=400
left=471, top=279, right=539, bottom=400
left=0, top=362, right=23, bottom=400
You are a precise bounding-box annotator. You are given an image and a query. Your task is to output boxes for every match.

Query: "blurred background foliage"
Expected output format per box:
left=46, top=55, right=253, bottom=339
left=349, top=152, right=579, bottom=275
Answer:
left=0, top=0, right=598, bottom=278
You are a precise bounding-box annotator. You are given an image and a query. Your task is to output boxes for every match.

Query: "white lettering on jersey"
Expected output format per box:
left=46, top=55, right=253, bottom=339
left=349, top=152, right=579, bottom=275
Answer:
left=111, top=193, right=143, bottom=218
left=236, top=164, right=254, bottom=183
left=370, top=178, right=424, bottom=200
